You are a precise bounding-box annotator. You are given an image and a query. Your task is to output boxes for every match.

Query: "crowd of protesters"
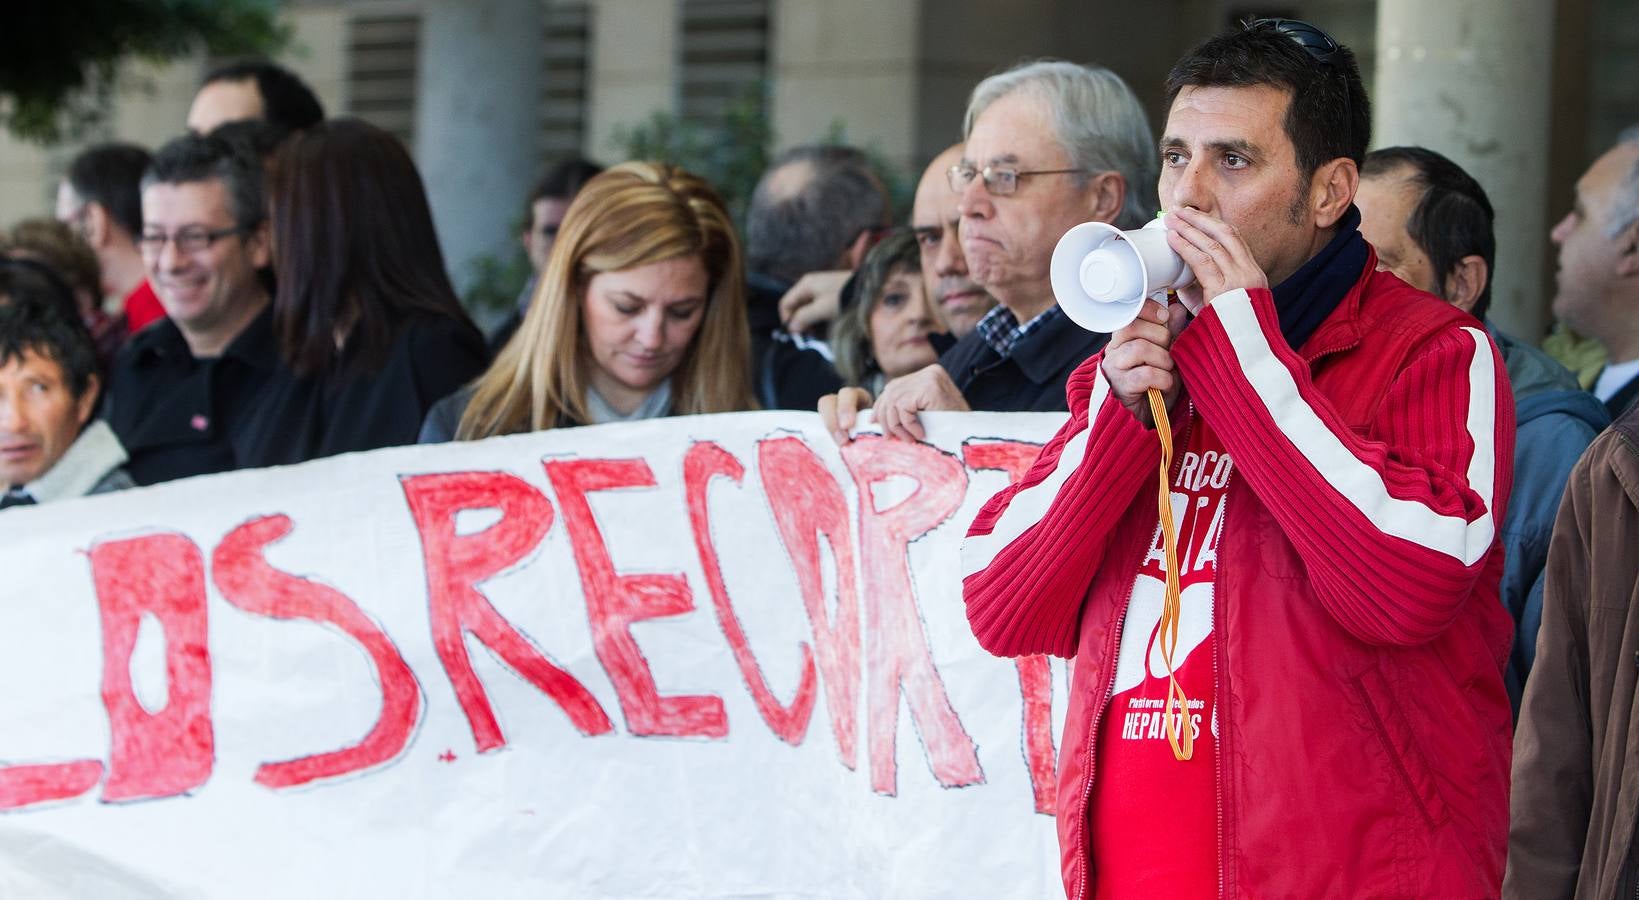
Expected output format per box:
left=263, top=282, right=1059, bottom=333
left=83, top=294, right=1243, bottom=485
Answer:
left=2, top=17, right=1638, bottom=898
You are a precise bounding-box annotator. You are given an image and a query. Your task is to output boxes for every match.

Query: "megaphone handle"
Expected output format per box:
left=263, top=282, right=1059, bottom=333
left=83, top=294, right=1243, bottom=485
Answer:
left=1146, top=386, right=1193, bottom=762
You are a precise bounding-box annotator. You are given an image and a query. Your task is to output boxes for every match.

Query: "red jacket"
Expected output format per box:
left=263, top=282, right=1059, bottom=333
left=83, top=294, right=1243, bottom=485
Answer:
left=963, top=260, right=1516, bottom=899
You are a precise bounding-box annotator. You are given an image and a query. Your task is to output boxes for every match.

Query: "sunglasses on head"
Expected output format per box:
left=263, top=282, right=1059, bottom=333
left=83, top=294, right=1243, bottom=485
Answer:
left=1246, top=17, right=1342, bottom=65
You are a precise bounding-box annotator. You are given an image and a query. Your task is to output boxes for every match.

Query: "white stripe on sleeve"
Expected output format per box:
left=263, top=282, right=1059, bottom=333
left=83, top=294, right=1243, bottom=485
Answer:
left=960, top=374, right=1110, bottom=579
left=1213, top=289, right=1497, bottom=566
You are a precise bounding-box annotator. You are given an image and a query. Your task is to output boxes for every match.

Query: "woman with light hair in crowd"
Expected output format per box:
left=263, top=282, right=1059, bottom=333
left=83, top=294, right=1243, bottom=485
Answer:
left=829, top=229, right=944, bottom=394
left=420, top=161, right=755, bottom=441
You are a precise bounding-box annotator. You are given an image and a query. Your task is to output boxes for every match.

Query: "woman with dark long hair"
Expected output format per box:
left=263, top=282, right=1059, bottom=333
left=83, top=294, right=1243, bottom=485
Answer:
left=244, top=118, right=487, bottom=464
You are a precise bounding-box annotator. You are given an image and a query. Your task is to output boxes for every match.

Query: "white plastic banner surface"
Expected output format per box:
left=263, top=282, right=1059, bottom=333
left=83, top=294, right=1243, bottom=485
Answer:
left=0, top=411, right=1070, bottom=899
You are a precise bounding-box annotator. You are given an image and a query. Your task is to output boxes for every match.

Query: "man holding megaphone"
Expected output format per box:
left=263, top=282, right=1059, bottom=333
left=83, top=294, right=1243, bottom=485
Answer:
left=963, top=20, right=1515, bottom=900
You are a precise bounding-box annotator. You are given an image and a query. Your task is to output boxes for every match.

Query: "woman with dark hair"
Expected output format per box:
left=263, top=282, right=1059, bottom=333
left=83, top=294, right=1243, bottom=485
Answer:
left=243, top=117, right=487, bottom=465
left=830, top=229, right=943, bottom=393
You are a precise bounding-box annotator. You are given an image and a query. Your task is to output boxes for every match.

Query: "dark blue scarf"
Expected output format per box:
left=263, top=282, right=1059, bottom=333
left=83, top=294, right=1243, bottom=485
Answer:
left=1270, top=205, right=1367, bottom=351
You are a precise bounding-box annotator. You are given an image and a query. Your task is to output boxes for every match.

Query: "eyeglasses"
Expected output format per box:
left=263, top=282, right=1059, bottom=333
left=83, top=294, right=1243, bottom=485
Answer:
left=1246, top=17, right=1342, bottom=65
left=138, top=226, right=245, bottom=256
left=947, top=164, right=1085, bottom=196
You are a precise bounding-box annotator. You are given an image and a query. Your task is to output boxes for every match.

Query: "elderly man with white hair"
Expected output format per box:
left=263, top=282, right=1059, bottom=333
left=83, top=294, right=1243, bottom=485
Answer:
left=821, top=60, right=1157, bottom=443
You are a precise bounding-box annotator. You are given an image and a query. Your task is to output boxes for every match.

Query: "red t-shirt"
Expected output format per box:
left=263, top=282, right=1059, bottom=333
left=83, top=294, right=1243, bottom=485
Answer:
left=1091, top=415, right=1233, bottom=899
left=124, top=279, right=166, bottom=333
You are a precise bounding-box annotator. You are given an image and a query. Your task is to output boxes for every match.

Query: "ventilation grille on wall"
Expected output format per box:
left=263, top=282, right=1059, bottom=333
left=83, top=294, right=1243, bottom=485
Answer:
left=679, top=0, right=769, bottom=125
left=346, top=14, right=421, bottom=148
left=540, top=1, right=592, bottom=158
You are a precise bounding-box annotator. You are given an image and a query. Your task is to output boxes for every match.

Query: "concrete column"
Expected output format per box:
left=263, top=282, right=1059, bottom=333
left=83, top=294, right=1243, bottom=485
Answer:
left=1374, top=0, right=1557, bottom=340
left=585, top=0, right=678, bottom=160
left=414, top=0, right=543, bottom=294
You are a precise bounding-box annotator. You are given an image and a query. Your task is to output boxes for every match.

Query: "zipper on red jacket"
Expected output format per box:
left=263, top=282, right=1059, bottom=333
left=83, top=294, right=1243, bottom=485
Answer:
left=1214, top=479, right=1229, bottom=900
left=1077, top=548, right=1137, bottom=900
left=1076, top=405, right=1195, bottom=900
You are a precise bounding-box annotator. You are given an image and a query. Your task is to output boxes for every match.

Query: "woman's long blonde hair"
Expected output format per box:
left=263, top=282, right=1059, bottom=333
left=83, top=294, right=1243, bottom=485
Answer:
left=456, top=161, right=754, bottom=439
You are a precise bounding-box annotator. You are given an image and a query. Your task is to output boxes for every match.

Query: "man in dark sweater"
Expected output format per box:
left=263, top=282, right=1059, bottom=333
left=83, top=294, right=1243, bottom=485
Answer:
left=821, top=60, right=1157, bottom=442
left=102, top=134, right=280, bottom=485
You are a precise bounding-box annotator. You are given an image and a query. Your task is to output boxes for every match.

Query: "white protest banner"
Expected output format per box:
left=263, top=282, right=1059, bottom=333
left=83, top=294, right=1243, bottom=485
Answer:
left=0, top=411, right=1070, bottom=899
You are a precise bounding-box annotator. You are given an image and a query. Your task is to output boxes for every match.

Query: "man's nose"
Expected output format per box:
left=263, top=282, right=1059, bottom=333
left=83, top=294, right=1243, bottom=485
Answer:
left=1166, top=161, right=1210, bottom=216
left=956, top=175, right=991, bottom=221
left=157, top=236, right=188, bottom=272
left=0, top=394, right=24, bottom=432
left=1549, top=211, right=1573, bottom=246
left=935, top=227, right=966, bottom=276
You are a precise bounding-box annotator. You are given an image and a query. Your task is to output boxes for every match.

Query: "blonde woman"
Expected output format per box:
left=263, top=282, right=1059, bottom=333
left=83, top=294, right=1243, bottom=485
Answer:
left=420, top=161, right=754, bottom=441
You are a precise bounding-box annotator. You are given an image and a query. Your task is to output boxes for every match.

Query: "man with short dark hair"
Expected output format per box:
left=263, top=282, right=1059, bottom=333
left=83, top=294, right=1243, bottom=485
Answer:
left=964, top=21, right=1513, bottom=896
left=488, top=156, right=605, bottom=353
left=56, top=142, right=165, bottom=334
left=0, top=275, right=131, bottom=509
left=747, top=144, right=889, bottom=409
left=1358, top=145, right=1608, bottom=708
left=103, top=134, right=280, bottom=485
left=187, top=58, right=325, bottom=135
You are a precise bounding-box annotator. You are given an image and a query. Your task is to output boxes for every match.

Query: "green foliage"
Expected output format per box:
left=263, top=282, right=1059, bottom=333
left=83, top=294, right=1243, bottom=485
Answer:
left=613, top=85, right=775, bottom=230
left=462, top=237, right=533, bottom=325
left=0, top=0, right=288, bottom=143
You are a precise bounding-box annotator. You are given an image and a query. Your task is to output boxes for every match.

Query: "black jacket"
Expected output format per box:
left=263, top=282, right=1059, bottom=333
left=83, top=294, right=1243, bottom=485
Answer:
left=937, top=310, right=1108, bottom=412
left=239, top=315, right=487, bottom=467
left=101, top=305, right=281, bottom=486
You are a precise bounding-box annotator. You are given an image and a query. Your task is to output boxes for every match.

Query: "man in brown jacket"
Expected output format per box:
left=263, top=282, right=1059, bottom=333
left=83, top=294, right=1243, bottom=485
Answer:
left=1505, top=399, right=1639, bottom=898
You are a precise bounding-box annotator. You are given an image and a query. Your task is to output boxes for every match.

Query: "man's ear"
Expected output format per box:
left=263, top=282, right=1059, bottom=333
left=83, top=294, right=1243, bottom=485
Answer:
left=1616, top=219, right=1639, bottom=279
left=247, top=220, right=272, bottom=269
left=1442, top=254, right=1489, bottom=315
left=842, top=228, right=873, bottom=270
left=1088, top=171, right=1126, bottom=224
left=83, top=203, right=112, bottom=248
left=1311, top=158, right=1359, bottom=229
left=75, top=373, right=100, bottom=429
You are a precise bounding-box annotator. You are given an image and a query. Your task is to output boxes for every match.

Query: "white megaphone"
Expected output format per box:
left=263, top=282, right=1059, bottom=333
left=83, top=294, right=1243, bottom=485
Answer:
left=1050, top=218, right=1195, bottom=332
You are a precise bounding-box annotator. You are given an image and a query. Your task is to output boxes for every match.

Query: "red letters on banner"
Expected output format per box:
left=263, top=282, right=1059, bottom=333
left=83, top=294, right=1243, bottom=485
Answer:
left=402, top=471, right=614, bottom=751
left=89, top=533, right=214, bottom=802
left=963, top=441, right=1057, bottom=815
left=547, top=458, right=729, bottom=738
left=684, top=441, right=818, bottom=744
left=4, top=430, right=1063, bottom=815
left=841, top=437, right=983, bottom=795
left=212, top=515, right=422, bottom=788
left=757, top=436, right=862, bottom=767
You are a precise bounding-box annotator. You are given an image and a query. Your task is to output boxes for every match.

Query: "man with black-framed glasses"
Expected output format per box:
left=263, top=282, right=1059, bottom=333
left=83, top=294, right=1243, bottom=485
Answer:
left=964, top=19, right=1513, bottom=898
left=102, top=133, right=282, bottom=486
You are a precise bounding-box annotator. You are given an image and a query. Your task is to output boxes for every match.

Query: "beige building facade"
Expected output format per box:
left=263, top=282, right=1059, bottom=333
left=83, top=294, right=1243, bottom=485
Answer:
left=1, top=0, right=1633, bottom=339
